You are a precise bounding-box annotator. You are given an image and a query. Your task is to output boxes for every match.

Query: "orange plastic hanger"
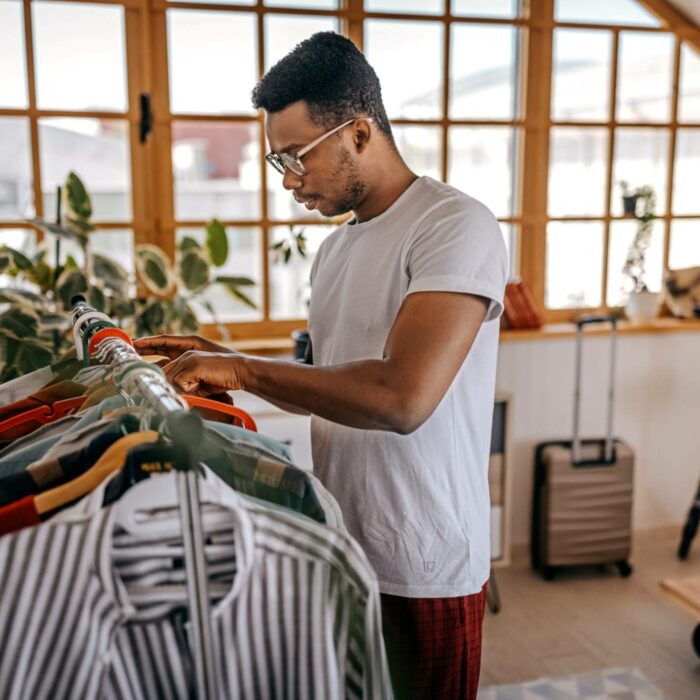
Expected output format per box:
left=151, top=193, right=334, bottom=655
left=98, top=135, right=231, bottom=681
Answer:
left=182, top=395, right=257, bottom=432
left=0, top=396, right=88, bottom=437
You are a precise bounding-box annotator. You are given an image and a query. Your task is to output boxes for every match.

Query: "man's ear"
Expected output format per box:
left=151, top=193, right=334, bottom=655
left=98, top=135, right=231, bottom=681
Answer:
left=352, top=118, right=372, bottom=154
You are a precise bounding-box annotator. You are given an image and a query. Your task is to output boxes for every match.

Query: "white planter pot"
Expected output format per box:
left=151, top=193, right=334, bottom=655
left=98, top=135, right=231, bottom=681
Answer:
left=625, top=290, right=659, bottom=324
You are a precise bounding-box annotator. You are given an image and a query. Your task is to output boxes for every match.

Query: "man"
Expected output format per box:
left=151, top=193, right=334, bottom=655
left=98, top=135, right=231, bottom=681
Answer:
left=135, top=32, right=508, bottom=700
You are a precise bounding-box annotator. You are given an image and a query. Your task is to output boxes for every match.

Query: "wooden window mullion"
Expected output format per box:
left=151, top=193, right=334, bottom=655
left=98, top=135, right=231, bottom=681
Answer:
left=519, top=0, right=554, bottom=311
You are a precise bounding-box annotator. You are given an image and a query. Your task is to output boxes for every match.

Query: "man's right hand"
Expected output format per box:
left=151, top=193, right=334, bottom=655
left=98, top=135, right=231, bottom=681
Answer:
left=133, top=334, right=235, bottom=361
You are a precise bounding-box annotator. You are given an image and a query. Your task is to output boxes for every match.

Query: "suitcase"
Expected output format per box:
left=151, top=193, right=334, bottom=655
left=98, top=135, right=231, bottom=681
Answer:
left=531, top=314, right=634, bottom=580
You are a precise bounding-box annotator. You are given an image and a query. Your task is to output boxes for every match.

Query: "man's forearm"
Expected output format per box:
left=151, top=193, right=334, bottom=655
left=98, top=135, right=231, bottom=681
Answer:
left=240, top=355, right=422, bottom=433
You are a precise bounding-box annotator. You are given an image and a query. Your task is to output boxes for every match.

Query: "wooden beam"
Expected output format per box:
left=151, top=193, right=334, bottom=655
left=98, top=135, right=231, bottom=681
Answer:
left=519, top=0, right=554, bottom=309
left=636, top=0, right=700, bottom=53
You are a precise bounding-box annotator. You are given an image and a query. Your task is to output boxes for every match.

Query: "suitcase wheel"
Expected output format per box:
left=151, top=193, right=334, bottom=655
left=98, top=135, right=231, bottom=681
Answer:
left=615, top=560, right=633, bottom=578
left=542, top=566, right=556, bottom=581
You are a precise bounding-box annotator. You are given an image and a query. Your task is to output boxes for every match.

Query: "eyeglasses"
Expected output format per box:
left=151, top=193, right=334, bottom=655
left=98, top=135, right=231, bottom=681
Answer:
left=265, top=117, right=372, bottom=177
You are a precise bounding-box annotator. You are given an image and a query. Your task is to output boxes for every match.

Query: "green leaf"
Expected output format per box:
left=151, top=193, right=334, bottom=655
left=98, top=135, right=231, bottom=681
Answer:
left=0, top=253, right=10, bottom=273
left=135, top=244, right=174, bottom=296
left=15, top=339, right=54, bottom=376
left=215, top=274, right=256, bottom=287
left=219, top=284, right=257, bottom=309
left=39, top=313, right=69, bottom=331
left=33, top=249, right=47, bottom=264
left=1, top=245, right=33, bottom=271
left=56, top=268, right=88, bottom=310
left=26, top=217, right=87, bottom=246
left=179, top=250, right=210, bottom=293
left=270, top=240, right=286, bottom=250
left=283, top=247, right=291, bottom=264
left=0, top=288, right=43, bottom=308
left=65, top=255, right=78, bottom=270
left=92, top=253, right=129, bottom=296
left=179, top=236, right=201, bottom=254
left=29, top=261, right=53, bottom=290
left=136, top=299, right=166, bottom=337
left=174, top=297, right=199, bottom=334
left=64, top=171, right=92, bottom=221
left=88, top=285, right=106, bottom=312
left=0, top=305, right=40, bottom=338
left=205, top=219, right=228, bottom=267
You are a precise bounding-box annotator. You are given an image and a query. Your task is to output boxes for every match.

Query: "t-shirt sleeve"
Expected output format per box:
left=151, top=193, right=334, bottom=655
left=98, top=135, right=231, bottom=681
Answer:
left=405, top=198, right=509, bottom=321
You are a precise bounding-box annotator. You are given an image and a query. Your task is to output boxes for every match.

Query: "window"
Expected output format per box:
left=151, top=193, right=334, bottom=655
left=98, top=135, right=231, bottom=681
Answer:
left=544, top=1, right=700, bottom=318
left=3, top=0, right=699, bottom=334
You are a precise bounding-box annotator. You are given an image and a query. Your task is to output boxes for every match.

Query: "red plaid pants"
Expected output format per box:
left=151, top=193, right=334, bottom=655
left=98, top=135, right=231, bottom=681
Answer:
left=380, top=584, right=487, bottom=700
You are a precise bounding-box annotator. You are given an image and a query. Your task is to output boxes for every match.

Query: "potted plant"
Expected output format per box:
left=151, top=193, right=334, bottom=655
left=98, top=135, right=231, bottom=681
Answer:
left=620, top=185, right=659, bottom=324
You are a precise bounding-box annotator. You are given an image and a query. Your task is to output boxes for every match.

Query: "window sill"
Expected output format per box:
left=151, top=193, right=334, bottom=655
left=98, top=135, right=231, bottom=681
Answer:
left=500, top=317, right=700, bottom=342
left=214, top=318, right=700, bottom=356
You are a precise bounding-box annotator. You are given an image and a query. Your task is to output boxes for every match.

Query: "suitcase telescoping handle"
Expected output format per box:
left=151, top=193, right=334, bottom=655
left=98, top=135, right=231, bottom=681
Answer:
left=572, top=314, right=617, bottom=465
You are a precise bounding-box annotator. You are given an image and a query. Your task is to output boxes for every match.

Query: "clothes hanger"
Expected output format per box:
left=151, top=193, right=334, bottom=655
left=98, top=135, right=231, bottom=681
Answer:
left=34, top=430, right=161, bottom=515
left=0, top=396, right=89, bottom=437
left=182, top=395, right=257, bottom=432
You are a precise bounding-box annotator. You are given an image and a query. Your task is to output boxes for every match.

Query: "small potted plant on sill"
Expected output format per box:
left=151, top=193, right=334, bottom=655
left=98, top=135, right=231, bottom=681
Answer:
left=620, top=185, right=660, bottom=324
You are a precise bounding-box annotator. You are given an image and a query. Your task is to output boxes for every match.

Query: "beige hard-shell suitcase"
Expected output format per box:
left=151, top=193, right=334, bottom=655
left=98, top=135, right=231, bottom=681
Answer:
left=531, top=315, right=634, bottom=580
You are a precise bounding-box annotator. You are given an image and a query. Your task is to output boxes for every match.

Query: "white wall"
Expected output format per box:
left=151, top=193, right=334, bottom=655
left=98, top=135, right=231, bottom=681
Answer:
left=496, top=331, right=700, bottom=546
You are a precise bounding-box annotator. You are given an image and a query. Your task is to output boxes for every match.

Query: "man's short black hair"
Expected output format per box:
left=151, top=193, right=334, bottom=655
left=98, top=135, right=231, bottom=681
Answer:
left=251, top=32, right=393, bottom=142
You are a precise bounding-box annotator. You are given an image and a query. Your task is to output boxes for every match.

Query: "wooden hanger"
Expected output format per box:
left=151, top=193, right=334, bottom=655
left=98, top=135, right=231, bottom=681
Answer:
left=35, top=430, right=160, bottom=515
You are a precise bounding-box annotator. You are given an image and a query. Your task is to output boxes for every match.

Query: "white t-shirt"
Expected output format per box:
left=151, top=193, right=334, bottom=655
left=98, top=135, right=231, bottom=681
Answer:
left=308, top=176, right=508, bottom=598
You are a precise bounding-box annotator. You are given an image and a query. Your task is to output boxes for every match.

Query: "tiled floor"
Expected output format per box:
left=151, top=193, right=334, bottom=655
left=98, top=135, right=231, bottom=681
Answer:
left=478, top=667, right=664, bottom=699
left=479, top=527, right=700, bottom=700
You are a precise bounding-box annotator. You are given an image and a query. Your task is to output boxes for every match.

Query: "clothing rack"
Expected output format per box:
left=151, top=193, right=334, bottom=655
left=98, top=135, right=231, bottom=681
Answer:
left=70, top=295, right=218, bottom=699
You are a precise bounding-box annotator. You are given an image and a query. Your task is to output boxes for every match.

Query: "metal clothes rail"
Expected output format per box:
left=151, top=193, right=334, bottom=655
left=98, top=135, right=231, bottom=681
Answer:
left=70, top=295, right=218, bottom=699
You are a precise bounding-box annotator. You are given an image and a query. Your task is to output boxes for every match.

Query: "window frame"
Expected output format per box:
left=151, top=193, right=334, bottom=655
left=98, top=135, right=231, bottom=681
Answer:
left=3, top=0, right=700, bottom=336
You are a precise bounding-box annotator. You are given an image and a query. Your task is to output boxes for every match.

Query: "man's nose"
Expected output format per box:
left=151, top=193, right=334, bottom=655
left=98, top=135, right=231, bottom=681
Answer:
left=282, top=168, right=303, bottom=191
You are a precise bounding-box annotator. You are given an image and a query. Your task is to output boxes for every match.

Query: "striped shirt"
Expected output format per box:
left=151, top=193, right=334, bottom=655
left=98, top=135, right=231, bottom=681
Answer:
left=0, top=473, right=393, bottom=700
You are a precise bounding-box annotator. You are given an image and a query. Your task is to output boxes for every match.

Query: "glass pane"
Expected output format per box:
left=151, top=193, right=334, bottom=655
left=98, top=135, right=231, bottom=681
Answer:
left=168, top=10, right=257, bottom=115
left=270, top=224, right=335, bottom=320
left=450, top=24, right=517, bottom=120
left=546, top=222, right=604, bottom=309
left=0, top=118, right=34, bottom=220
left=365, top=20, right=443, bottom=119
left=264, top=15, right=339, bottom=71
left=172, top=121, right=260, bottom=221
left=453, top=0, right=517, bottom=18
left=552, top=29, right=612, bottom=122
left=176, top=227, right=263, bottom=322
left=0, top=1, right=27, bottom=108
left=548, top=127, right=608, bottom=217
left=669, top=219, right=700, bottom=269
left=673, top=129, right=700, bottom=215
left=555, top=0, right=660, bottom=27
left=32, top=2, right=127, bottom=112
left=58, top=229, right=135, bottom=274
left=0, top=229, right=35, bottom=256
left=366, top=0, right=442, bottom=13
left=448, top=127, right=516, bottom=218
left=606, top=219, right=663, bottom=305
left=616, top=32, right=674, bottom=123
left=39, top=118, right=132, bottom=222
left=391, top=125, right=441, bottom=180
left=266, top=0, right=337, bottom=8
left=679, top=44, right=700, bottom=123
left=611, top=128, right=670, bottom=216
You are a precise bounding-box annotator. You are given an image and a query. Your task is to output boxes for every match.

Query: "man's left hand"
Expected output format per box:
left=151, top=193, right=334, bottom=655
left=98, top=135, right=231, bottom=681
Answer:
left=162, top=351, right=246, bottom=396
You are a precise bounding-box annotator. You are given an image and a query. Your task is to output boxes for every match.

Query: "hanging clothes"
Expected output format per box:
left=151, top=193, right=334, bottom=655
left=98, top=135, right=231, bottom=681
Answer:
left=0, top=470, right=393, bottom=700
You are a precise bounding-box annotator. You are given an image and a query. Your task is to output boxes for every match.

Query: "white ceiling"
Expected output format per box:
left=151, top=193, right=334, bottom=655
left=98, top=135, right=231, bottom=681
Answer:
left=667, top=0, right=700, bottom=26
